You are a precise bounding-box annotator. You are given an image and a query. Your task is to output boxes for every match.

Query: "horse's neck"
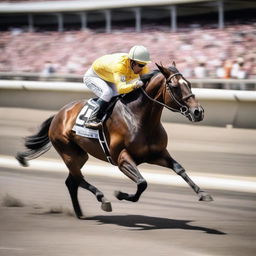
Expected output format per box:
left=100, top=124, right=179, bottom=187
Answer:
left=142, top=74, right=165, bottom=121
left=121, top=75, right=165, bottom=125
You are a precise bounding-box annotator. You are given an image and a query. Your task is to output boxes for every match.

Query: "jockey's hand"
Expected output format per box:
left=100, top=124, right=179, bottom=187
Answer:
left=134, top=80, right=144, bottom=89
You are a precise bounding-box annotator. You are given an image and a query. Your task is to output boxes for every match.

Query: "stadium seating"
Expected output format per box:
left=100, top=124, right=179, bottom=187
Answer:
left=0, top=24, right=255, bottom=78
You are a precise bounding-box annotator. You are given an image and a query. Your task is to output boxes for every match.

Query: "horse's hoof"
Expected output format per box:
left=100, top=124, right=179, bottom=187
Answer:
left=114, top=190, right=128, bottom=200
left=101, top=201, right=112, bottom=212
left=199, top=193, right=214, bottom=202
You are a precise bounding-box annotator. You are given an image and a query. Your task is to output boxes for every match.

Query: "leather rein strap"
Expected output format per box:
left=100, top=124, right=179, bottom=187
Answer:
left=140, top=72, right=194, bottom=116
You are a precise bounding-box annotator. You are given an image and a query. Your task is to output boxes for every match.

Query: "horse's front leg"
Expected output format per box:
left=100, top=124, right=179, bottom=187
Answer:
left=115, top=149, right=147, bottom=202
left=149, top=150, right=213, bottom=201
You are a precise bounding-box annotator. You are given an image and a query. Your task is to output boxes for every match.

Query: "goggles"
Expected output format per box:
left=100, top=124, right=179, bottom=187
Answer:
left=136, top=62, right=146, bottom=68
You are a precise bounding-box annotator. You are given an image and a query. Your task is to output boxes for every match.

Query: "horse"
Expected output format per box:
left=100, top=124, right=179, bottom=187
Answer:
left=16, top=62, right=213, bottom=219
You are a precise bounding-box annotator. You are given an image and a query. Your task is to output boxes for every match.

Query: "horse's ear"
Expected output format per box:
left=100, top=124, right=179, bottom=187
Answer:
left=155, top=63, right=170, bottom=79
left=172, top=61, right=176, bottom=67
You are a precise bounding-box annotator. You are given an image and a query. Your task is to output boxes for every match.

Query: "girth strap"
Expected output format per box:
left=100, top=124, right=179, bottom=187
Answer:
left=98, top=126, right=114, bottom=165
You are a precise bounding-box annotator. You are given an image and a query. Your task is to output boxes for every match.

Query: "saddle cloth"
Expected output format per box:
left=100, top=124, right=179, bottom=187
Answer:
left=72, top=99, right=100, bottom=139
left=72, top=99, right=114, bottom=164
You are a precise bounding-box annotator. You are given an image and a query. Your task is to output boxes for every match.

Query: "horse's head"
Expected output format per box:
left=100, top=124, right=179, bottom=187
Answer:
left=155, top=62, right=204, bottom=122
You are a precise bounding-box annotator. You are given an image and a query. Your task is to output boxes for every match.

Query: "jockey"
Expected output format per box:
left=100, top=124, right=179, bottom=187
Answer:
left=83, top=45, right=151, bottom=129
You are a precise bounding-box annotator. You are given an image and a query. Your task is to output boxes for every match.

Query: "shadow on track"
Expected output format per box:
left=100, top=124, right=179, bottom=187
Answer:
left=86, top=215, right=226, bottom=235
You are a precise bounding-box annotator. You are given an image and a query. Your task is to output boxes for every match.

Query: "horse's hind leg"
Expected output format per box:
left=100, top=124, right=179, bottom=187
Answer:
left=65, top=173, right=83, bottom=218
left=53, top=141, right=112, bottom=218
left=78, top=175, right=112, bottom=212
left=66, top=173, right=112, bottom=218
left=115, top=149, right=147, bottom=202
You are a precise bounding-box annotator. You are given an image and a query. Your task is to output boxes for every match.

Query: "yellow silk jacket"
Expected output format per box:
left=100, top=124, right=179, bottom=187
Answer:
left=92, top=53, right=149, bottom=94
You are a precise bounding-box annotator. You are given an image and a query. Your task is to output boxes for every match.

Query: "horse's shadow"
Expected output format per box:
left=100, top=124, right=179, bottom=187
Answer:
left=86, top=214, right=226, bottom=235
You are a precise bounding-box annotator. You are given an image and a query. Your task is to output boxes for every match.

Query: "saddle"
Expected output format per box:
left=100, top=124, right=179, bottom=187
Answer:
left=72, top=97, right=120, bottom=164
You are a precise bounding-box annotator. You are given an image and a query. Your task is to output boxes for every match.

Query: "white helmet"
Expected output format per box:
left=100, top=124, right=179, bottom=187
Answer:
left=128, top=45, right=151, bottom=64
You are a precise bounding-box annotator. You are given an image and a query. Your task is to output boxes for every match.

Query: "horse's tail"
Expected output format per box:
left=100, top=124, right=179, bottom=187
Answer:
left=16, top=115, right=55, bottom=167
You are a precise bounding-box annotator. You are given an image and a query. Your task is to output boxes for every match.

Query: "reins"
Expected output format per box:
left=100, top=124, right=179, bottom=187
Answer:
left=140, top=86, right=180, bottom=113
left=140, top=72, right=194, bottom=117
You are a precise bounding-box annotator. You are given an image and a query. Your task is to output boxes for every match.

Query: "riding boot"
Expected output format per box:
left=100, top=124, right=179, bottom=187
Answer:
left=85, top=98, right=109, bottom=129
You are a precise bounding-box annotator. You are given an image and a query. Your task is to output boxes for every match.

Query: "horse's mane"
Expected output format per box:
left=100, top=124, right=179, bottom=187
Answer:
left=141, top=66, right=179, bottom=84
left=141, top=70, right=159, bottom=84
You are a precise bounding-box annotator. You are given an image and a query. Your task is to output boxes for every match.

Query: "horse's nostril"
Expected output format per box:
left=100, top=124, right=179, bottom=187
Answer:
left=194, top=109, right=200, bottom=117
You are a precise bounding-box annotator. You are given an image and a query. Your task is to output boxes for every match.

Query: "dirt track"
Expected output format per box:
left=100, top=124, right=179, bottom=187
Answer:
left=1, top=169, right=256, bottom=256
left=0, top=108, right=256, bottom=256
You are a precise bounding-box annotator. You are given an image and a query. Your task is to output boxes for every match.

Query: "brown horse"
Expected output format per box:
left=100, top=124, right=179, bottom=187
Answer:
left=16, top=62, right=213, bottom=219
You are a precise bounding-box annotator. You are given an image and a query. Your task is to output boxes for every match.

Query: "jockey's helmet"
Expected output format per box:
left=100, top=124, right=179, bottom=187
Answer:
left=128, top=45, right=151, bottom=64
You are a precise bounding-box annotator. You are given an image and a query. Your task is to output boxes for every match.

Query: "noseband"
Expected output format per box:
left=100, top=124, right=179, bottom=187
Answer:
left=141, top=72, right=195, bottom=117
left=166, top=72, right=195, bottom=116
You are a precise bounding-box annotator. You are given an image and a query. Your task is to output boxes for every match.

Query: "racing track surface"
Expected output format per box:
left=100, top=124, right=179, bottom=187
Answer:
left=0, top=107, right=256, bottom=256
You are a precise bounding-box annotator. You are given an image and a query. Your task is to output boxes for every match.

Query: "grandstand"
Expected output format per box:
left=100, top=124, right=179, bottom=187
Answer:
left=0, top=0, right=255, bottom=83
left=0, top=0, right=255, bottom=32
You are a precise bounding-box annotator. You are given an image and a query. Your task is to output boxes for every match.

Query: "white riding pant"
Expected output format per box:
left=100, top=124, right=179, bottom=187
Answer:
left=83, top=67, right=118, bottom=102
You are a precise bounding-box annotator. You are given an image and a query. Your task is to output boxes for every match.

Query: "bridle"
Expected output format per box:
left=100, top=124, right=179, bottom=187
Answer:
left=141, top=72, right=195, bottom=118
left=166, top=72, right=195, bottom=115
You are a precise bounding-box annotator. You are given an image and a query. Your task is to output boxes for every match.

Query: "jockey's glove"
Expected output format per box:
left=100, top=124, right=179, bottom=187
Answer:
left=134, top=80, right=144, bottom=89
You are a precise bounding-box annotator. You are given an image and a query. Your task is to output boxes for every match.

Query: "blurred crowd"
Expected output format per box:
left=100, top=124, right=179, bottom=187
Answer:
left=0, top=24, right=255, bottom=79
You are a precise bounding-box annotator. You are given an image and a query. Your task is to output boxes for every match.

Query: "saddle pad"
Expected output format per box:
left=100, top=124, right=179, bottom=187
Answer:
left=72, top=99, right=99, bottom=139
left=72, top=125, right=99, bottom=139
left=72, top=98, right=114, bottom=165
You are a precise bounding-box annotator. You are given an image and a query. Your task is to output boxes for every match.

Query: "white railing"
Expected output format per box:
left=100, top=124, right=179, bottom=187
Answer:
left=0, top=72, right=256, bottom=90
left=1, top=80, right=256, bottom=128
